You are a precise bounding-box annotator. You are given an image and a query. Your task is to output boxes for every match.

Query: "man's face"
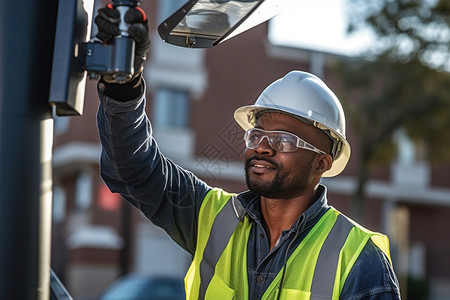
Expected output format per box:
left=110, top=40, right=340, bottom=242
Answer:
left=244, top=112, right=323, bottom=199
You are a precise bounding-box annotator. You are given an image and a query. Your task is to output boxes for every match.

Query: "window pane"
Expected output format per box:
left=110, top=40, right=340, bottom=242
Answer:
left=53, top=186, right=66, bottom=223
left=153, top=88, right=190, bottom=129
left=75, top=172, right=92, bottom=210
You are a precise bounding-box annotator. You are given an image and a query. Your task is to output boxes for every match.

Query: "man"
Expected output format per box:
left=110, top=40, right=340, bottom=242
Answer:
left=95, top=5, right=401, bottom=300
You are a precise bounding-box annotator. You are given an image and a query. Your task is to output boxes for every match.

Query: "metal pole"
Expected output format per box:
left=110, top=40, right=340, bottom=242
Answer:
left=0, top=1, right=58, bottom=299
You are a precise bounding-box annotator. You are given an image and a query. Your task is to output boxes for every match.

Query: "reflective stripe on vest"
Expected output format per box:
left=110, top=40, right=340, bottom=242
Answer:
left=198, top=196, right=244, bottom=299
left=185, top=189, right=391, bottom=300
left=310, top=214, right=353, bottom=299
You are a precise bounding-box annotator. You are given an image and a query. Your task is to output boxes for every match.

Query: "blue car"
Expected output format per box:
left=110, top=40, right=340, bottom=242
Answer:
left=98, top=274, right=185, bottom=300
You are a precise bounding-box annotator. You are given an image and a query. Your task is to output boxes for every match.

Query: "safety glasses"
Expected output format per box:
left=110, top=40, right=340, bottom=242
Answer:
left=244, top=128, right=326, bottom=154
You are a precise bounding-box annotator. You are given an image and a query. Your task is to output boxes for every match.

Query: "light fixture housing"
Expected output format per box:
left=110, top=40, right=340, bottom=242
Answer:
left=158, top=0, right=294, bottom=48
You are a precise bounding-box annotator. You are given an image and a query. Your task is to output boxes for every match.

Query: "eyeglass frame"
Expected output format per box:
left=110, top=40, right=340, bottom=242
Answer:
left=243, top=127, right=327, bottom=155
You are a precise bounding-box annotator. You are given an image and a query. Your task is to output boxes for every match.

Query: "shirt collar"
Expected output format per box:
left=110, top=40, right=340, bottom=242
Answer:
left=237, top=184, right=330, bottom=231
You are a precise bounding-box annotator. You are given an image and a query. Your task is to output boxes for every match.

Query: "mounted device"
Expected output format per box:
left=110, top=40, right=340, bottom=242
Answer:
left=49, top=0, right=142, bottom=116
left=49, top=0, right=293, bottom=116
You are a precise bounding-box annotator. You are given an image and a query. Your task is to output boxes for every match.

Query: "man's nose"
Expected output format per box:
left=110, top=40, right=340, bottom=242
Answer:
left=252, top=136, right=275, bottom=155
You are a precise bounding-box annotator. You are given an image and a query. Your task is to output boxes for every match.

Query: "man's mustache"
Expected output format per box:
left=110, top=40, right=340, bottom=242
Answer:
left=245, top=154, right=278, bottom=169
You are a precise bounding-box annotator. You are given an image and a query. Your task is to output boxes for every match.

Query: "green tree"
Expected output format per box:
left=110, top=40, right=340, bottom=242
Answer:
left=336, top=0, right=450, bottom=221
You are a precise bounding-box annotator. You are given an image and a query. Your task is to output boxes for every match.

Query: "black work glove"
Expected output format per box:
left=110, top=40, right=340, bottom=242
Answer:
left=94, top=4, right=150, bottom=85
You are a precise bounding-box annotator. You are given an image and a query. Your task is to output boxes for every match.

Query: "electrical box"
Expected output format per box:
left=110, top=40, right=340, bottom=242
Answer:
left=49, top=0, right=94, bottom=116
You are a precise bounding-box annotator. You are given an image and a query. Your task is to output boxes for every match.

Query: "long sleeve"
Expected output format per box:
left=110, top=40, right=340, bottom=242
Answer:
left=96, top=80, right=211, bottom=254
left=340, top=240, right=401, bottom=300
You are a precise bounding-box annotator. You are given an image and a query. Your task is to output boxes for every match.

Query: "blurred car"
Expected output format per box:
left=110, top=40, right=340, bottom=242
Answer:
left=50, top=269, right=73, bottom=300
left=97, top=274, right=185, bottom=300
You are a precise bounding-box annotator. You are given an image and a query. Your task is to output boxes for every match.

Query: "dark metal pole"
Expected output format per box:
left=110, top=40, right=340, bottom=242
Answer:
left=119, top=202, right=132, bottom=276
left=0, top=1, right=58, bottom=299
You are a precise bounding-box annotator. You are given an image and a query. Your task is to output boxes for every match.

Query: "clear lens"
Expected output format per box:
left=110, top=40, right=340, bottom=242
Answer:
left=277, top=135, right=297, bottom=152
left=244, top=128, right=298, bottom=152
left=244, top=128, right=325, bottom=154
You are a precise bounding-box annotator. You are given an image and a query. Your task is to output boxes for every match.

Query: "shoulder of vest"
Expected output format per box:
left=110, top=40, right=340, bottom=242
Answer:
left=328, top=206, right=376, bottom=234
left=328, top=206, right=392, bottom=264
left=200, top=188, right=245, bottom=222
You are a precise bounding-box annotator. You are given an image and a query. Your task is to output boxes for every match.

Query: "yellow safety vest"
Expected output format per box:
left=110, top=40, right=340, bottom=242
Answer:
left=185, top=188, right=392, bottom=300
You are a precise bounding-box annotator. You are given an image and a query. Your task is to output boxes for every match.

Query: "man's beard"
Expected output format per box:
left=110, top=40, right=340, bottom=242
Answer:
left=245, top=155, right=313, bottom=199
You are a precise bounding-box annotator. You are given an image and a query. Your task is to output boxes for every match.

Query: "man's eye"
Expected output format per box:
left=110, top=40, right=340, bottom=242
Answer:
left=250, top=133, right=261, bottom=141
left=279, top=137, right=290, bottom=145
left=271, top=136, right=282, bottom=144
left=280, top=136, right=293, bottom=144
left=279, top=136, right=296, bottom=149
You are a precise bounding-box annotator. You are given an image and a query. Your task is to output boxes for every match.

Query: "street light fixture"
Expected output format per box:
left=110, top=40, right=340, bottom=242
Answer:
left=158, top=0, right=294, bottom=48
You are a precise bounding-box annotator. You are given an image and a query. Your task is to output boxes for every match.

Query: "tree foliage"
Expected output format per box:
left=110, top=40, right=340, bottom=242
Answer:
left=335, top=0, right=450, bottom=219
left=347, top=0, right=450, bottom=70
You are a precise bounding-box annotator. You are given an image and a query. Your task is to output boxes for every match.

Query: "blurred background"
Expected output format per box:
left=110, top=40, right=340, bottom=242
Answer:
left=50, top=0, right=450, bottom=299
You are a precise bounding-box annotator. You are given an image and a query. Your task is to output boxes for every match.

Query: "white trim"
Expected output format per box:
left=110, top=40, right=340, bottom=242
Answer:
left=52, top=142, right=449, bottom=206
left=322, top=176, right=450, bottom=206
left=265, top=41, right=351, bottom=64
left=153, top=128, right=195, bottom=158
left=66, top=225, right=123, bottom=250
left=53, top=142, right=101, bottom=168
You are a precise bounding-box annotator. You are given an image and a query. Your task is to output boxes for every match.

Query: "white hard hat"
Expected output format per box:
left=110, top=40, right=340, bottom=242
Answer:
left=234, top=70, right=351, bottom=177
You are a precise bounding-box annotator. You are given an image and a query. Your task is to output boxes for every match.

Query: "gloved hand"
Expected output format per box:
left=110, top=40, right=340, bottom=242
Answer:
left=94, top=4, right=150, bottom=84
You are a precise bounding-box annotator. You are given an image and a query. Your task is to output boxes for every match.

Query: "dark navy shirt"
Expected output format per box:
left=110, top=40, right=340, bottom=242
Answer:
left=96, top=82, right=401, bottom=299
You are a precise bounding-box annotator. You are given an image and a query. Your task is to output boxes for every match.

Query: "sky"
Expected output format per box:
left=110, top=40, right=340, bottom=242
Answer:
left=268, top=0, right=374, bottom=56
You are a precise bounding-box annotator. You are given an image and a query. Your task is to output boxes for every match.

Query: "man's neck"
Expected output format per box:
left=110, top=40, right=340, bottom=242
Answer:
left=260, top=190, right=316, bottom=251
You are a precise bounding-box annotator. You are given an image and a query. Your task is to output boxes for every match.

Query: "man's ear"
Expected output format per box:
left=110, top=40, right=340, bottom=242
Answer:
left=315, top=154, right=333, bottom=176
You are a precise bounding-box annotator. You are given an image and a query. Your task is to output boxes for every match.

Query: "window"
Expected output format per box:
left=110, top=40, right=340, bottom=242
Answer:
left=395, top=128, right=417, bottom=164
left=392, top=128, right=429, bottom=187
left=53, top=186, right=66, bottom=223
left=75, top=171, right=92, bottom=210
left=153, top=88, right=190, bottom=129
